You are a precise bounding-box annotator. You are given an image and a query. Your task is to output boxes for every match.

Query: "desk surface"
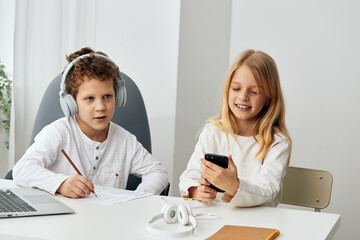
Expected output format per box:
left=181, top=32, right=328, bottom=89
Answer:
left=0, top=179, right=340, bottom=240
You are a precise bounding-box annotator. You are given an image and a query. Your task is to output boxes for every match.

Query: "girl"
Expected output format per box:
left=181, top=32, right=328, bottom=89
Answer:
left=13, top=47, right=168, bottom=198
left=179, top=49, right=291, bottom=207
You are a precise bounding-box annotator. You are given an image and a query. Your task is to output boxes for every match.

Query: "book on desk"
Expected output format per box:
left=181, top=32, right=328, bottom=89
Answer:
left=207, top=225, right=280, bottom=240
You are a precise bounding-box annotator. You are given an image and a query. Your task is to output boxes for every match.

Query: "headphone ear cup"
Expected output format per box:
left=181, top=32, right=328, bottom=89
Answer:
left=121, top=86, right=127, bottom=106
left=116, top=84, right=126, bottom=107
left=177, top=205, right=193, bottom=226
left=161, top=204, right=178, bottom=224
left=115, top=75, right=126, bottom=107
left=60, top=93, right=78, bottom=117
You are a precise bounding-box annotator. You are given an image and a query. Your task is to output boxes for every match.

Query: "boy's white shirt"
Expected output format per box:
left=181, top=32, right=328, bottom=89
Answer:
left=179, top=123, right=290, bottom=207
left=13, top=117, right=168, bottom=195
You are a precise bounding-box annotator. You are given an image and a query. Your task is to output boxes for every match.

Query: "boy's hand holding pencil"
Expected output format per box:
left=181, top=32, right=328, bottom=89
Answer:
left=56, top=149, right=97, bottom=199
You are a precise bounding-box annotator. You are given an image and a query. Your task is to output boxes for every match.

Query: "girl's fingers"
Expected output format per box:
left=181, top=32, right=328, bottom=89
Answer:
left=198, top=177, right=210, bottom=185
left=227, top=155, right=236, bottom=169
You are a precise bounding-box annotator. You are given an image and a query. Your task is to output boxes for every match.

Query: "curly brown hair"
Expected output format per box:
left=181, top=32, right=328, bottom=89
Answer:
left=63, top=47, right=119, bottom=99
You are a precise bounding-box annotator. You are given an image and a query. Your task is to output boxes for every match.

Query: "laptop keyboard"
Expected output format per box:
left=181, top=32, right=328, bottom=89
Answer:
left=0, top=190, right=37, bottom=213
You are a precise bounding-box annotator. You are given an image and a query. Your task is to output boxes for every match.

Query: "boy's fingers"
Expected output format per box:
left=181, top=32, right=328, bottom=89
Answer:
left=77, top=175, right=95, bottom=191
left=72, top=186, right=86, bottom=198
left=79, top=182, right=92, bottom=195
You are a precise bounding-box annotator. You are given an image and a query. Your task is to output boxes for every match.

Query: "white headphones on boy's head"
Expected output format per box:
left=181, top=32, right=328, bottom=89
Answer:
left=59, top=53, right=127, bottom=117
left=145, top=203, right=197, bottom=237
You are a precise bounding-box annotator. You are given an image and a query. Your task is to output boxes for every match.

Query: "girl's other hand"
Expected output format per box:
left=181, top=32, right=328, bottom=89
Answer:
left=56, top=174, right=95, bottom=198
left=188, top=178, right=217, bottom=202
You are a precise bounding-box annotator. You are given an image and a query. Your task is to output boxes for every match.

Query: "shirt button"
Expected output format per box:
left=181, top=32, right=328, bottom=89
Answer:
left=96, top=146, right=99, bottom=150
left=95, top=156, right=98, bottom=160
left=115, top=173, right=119, bottom=177
left=93, top=167, right=96, bottom=170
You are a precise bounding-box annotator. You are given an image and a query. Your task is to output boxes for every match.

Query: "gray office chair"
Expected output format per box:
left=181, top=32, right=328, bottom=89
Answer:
left=5, top=73, right=170, bottom=196
left=281, top=166, right=333, bottom=212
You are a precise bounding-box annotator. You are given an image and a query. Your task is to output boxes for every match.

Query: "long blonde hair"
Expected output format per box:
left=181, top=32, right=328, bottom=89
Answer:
left=211, top=49, right=291, bottom=161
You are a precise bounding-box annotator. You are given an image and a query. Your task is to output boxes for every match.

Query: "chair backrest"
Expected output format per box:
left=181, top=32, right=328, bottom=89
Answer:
left=281, top=166, right=333, bottom=212
left=5, top=73, right=169, bottom=196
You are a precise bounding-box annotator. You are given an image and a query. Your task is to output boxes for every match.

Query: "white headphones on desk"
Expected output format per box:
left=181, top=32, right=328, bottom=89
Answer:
left=145, top=199, right=217, bottom=237
left=145, top=203, right=197, bottom=237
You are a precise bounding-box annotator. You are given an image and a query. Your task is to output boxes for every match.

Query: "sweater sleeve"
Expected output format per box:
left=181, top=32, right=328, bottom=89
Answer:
left=228, top=136, right=291, bottom=207
left=178, top=128, right=208, bottom=197
left=12, top=124, right=69, bottom=195
left=126, top=134, right=168, bottom=195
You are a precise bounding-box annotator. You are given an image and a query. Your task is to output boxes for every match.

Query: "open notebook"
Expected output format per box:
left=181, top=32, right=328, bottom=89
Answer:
left=0, top=188, right=74, bottom=218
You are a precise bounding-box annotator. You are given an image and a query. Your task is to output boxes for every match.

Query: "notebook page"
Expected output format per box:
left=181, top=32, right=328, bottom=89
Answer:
left=84, top=185, right=152, bottom=205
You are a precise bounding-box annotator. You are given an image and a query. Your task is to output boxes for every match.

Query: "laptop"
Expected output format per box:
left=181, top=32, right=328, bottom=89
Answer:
left=0, top=187, right=74, bottom=218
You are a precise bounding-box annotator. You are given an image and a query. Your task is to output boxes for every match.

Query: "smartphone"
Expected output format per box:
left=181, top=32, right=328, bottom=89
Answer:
left=204, top=153, right=229, bottom=192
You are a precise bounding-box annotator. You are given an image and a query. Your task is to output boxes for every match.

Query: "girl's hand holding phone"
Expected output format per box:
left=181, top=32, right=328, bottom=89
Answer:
left=201, top=155, right=240, bottom=197
left=188, top=178, right=217, bottom=202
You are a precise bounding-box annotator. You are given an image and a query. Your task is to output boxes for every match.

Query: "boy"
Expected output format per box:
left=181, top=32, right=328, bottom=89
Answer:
left=13, top=47, right=168, bottom=198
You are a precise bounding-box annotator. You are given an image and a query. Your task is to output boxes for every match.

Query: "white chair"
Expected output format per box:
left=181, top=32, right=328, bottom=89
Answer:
left=281, top=166, right=333, bottom=212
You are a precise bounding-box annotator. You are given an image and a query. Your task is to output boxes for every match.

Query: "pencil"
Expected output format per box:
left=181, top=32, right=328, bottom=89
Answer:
left=61, top=149, right=97, bottom=197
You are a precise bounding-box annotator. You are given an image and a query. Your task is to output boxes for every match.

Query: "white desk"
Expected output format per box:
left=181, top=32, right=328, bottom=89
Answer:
left=0, top=179, right=340, bottom=240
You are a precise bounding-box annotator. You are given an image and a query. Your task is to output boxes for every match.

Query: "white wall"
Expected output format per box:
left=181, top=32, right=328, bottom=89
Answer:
left=230, top=1, right=360, bottom=239
left=173, top=0, right=232, bottom=196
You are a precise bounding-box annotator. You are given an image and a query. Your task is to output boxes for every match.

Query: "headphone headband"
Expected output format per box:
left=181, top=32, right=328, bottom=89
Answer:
left=59, top=52, right=126, bottom=117
left=145, top=213, right=196, bottom=237
left=60, top=53, right=122, bottom=92
left=145, top=201, right=217, bottom=237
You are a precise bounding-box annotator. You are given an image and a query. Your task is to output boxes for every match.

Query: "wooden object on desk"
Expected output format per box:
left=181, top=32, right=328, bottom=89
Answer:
left=207, top=225, right=280, bottom=240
